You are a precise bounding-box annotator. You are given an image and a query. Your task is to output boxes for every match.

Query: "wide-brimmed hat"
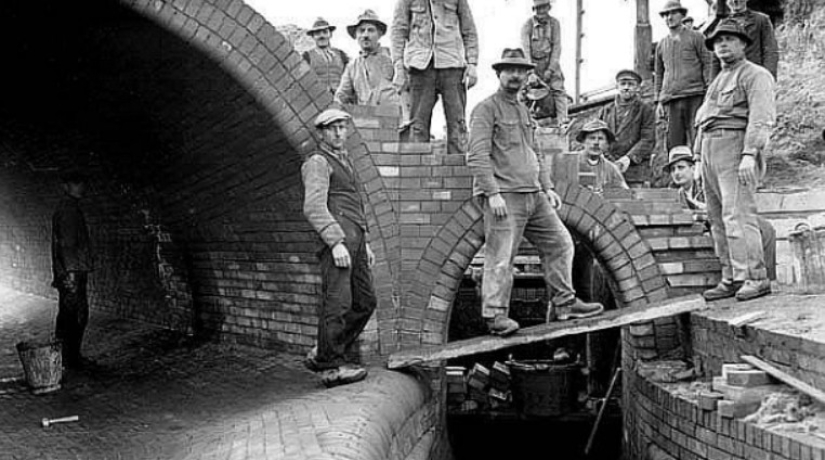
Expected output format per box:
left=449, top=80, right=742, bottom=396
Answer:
left=347, top=10, right=387, bottom=39
left=665, top=145, right=695, bottom=171
left=314, top=108, right=351, bottom=128
left=492, top=48, right=536, bottom=71
left=307, top=18, right=336, bottom=36
left=705, top=18, right=753, bottom=50
left=576, top=119, right=616, bottom=144
left=659, top=0, right=688, bottom=16
left=615, top=69, right=642, bottom=83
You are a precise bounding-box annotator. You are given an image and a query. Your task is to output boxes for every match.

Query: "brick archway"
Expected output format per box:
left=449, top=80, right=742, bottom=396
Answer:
left=411, top=181, right=670, bottom=347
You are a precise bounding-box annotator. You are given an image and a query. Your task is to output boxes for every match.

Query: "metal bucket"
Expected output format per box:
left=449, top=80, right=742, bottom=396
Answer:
left=16, top=340, right=62, bottom=395
left=509, top=359, right=579, bottom=417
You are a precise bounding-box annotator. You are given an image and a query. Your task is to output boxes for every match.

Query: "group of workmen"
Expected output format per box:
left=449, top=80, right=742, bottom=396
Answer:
left=299, top=0, right=782, bottom=387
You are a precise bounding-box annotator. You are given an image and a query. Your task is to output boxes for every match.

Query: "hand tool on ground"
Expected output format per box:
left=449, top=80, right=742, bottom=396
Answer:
left=41, top=415, right=79, bottom=428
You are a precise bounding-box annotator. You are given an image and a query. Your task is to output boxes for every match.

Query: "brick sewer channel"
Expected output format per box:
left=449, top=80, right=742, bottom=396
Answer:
left=0, top=288, right=431, bottom=460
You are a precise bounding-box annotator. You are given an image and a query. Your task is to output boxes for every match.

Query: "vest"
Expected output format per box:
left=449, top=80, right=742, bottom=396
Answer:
left=317, top=148, right=367, bottom=231
left=305, top=48, right=347, bottom=94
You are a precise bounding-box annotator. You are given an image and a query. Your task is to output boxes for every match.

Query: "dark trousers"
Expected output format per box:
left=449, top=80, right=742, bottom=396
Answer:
left=55, top=272, right=89, bottom=365
left=316, top=222, right=377, bottom=370
left=409, top=65, right=467, bottom=154
left=664, top=94, right=704, bottom=151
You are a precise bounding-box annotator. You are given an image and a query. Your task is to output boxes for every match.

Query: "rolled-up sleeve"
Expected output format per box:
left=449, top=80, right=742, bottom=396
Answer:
left=467, top=102, right=499, bottom=196
left=302, top=155, right=346, bottom=247
left=743, top=69, right=776, bottom=154
left=458, top=0, right=479, bottom=65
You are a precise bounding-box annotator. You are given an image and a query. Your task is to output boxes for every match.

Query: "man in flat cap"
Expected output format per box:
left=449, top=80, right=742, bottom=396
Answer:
left=52, top=172, right=94, bottom=369
left=694, top=19, right=776, bottom=302
left=597, top=69, right=656, bottom=187
left=654, top=0, right=713, bottom=151
left=468, top=48, right=603, bottom=337
left=709, top=0, right=779, bottom=80
left=335, top=10, right=400, bottom=108
left=302, top=108, right=376, bottom=387
left=576, top=120, right=629, bottom=195
left=391, top=0, right=479, bottom=154
left=302, top=18, right=350, bottom=96
left=521, top=0, right=569, bottom=127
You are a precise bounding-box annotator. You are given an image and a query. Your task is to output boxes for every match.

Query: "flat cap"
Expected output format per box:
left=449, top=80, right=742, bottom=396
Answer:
left=314, top=108, right=351, bottom=128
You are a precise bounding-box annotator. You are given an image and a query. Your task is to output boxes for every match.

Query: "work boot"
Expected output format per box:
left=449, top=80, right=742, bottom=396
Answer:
left=703, top=280, right=742, bottom=301
left=486, top=315, right=520, bottom=337
left=735, top=279, right=771, bottom=302
left=320, top=365, right=368, bottom=388
left=552, top=298, right=604, bottom=321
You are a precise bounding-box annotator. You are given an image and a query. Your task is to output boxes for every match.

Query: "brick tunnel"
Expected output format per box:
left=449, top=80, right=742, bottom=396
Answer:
left=0, top=1, right=720, bottom=459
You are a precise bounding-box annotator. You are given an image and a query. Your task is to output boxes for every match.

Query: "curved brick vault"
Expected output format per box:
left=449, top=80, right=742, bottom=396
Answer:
left=411, top=181, right=670, bottom=347
left=0, top=0, right=397, bottom=356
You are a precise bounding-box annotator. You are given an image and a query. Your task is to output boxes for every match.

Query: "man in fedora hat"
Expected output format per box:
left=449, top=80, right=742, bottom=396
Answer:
left=468, top=48, right=603, bottom=337
left=391, top=0, right=479, bottom=154
left=521, top=0, right=569, bottom=127
left=597, top=69, right=656, bottom=187
left=302, top=18, right=350, bottom=96
left=709, top=0, right=779, bottom=80
left=665, top=145, right=776, bottom=280
left=52, top=171, right=95, bottom=369
left=693, top=19, right=776, bottom=302
left=302, top=108, right=376, bottom=387
left=335, top=10, right=400, bottom=108
left=575, top=120, right=629, bottom=195
left=654, top=0, right=713, bottom=151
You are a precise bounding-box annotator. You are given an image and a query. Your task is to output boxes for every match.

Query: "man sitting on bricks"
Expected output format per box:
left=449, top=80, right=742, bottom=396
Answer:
left=467, top=48, right=603, bottom=337
left=597, top=69, right=656, bottom=188
left=665, top=145, right=777, bottom=283
left=693, top=19, right=777, bottom=302
left=575, top=119, right=630, bottom=196
left=302, top=108, right=377, bottom=387
left=335, top=10, right=400, bottom=108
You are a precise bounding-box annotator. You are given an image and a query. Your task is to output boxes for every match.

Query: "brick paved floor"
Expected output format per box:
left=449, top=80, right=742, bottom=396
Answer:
left=0, top=287, right=428, bottom=460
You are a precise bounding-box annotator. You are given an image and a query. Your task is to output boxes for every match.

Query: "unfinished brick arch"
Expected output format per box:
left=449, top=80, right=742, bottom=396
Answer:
left=412, top=181, right=670, bottom=349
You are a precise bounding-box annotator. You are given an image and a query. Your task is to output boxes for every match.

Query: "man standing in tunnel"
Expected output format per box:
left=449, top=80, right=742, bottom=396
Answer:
left=52, top=172, right=94, bottom=370
left=302, top=108, right=376, bottom=387
left=468, top=48, right=603, bottom=337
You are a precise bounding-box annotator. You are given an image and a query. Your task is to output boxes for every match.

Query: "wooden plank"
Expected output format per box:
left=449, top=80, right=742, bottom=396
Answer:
left=387, top=295, right=706, bottom=370
left=740, top=355, right=825, bottom=406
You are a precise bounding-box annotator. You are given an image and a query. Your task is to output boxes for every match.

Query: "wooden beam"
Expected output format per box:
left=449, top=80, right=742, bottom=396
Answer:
left=387, top=295, right=706, bottom=370
left=740, top=355, right=825, bottom=406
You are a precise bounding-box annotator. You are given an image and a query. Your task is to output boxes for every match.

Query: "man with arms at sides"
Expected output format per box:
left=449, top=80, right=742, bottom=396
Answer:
left=303, top=18, right=350, bottom=96
left=576, top=119, right=630, bottom=195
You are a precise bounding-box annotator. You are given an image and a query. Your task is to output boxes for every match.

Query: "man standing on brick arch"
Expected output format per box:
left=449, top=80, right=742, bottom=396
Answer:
left=391, top=0, right=479, bottom=154
left=521, top=0, right=569, bottom=127
left=302, top=18, right=350, bottom=96
left=468, top=48, right=604, bottom=337
left=302, top=108, right=377, bottom=387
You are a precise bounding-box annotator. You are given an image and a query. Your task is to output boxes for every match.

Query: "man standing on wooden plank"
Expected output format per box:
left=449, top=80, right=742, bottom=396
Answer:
left=467, top=48, right=603, bottom=337
left=693, top=19, right=776, bottom=302
left=302, top=108, right=376, bottom=387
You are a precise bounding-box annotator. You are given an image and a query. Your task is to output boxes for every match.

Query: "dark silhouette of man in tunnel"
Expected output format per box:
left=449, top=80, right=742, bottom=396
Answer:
left=51, top=172, right=94, bottom=369
left=302, top=108, right=376, bottom=388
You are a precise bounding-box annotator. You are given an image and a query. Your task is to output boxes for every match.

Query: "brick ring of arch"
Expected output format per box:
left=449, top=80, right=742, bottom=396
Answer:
left=411, top=181, right=670, bottom=348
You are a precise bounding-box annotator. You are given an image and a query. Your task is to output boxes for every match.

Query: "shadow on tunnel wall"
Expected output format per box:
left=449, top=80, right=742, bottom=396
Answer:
left=0, top=1, right=324, bottom=349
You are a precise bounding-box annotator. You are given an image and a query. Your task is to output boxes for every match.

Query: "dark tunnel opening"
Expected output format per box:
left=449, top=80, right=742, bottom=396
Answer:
left=446, top=233, right=623, bottom=460
left=0, top=2, right=319, bottom=349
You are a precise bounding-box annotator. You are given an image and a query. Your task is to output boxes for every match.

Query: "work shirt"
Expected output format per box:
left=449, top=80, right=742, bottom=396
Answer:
left=301, top=144, right=368, bottom=248
left=578, top=155, right=629, bottom=196
left=335, top=47, right=400, bottom=107
left=597, top=96, right=656, bottom=165
left=468, top=89, right=554, bottom=197
left=391, top=0, right=478, bottom=71
left=654, top=26, right=713, bottom=104
left=676, top=181, right=707, bottom=211
left=710, top=9, right=779, bottom=79
left=303, top=47, right=349, bottom=95
left=52, top=197, right=94, bottom=284
left=520, top=15, right=562, bottom=80
left=694, top=59, right=776, bottom=156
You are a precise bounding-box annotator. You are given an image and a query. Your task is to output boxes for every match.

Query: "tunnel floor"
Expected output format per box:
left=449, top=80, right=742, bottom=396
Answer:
left=0, top=287, right=422, bottom=460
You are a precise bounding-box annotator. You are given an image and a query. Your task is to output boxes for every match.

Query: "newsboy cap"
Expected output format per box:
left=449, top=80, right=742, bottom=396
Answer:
left=615, top=69, right=643, bottom=83
left=314, top=108, right=351, bottom=128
